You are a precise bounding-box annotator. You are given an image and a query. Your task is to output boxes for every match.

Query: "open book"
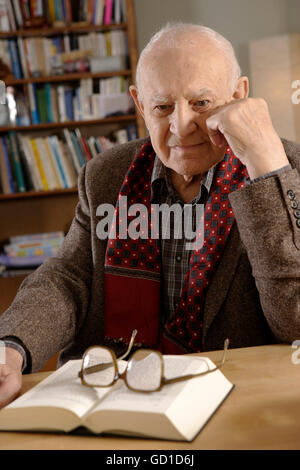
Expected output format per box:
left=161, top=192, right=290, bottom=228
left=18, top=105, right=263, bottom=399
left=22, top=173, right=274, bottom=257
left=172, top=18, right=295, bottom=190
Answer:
left=0, top=355, right=234, bottom=441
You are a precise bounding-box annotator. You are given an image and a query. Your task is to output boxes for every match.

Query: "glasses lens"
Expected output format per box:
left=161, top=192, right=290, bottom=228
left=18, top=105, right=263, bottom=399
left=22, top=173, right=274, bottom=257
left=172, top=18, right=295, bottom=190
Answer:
left=126, top=350, right=162, bottom=391
left=82, top=347, right=116, bottom=386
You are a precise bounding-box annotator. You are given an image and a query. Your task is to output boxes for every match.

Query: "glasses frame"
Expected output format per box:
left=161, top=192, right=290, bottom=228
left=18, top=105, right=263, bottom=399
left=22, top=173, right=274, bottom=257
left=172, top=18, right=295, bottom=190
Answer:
left=78, top=330, right=229, bottom=393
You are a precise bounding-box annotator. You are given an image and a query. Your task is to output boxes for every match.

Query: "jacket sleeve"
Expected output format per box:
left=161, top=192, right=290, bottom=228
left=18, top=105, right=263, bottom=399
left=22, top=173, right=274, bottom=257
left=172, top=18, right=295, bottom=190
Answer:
left=229, top=166, right=300, bottom=343
left=0, top=164, right=93, bottom=372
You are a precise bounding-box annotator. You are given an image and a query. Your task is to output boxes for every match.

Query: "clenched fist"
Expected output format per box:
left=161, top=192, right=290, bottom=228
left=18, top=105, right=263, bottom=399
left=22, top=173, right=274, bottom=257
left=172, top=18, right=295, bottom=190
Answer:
left=206, top=98, right=289, bottom=179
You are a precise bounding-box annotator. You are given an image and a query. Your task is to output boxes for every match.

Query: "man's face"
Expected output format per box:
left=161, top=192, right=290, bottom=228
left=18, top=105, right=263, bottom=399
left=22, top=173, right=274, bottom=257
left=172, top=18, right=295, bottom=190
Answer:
left=131, top=36, right=243, bottom=177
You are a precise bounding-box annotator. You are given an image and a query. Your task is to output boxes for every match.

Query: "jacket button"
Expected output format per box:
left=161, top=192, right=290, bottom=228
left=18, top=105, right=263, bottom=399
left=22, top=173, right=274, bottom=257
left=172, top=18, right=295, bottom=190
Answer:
left=297, top=219, right=300, bottom=228
left=294, top=209, right=300, bottom=219
left=287, top=190, right=295, bottom=200
left=291, top=200, right=298, bottom=209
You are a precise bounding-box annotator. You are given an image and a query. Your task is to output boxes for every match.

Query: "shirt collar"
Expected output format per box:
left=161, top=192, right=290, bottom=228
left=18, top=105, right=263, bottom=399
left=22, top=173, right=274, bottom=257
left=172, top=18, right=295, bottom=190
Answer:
left=150, top=155, right=215, bottom=203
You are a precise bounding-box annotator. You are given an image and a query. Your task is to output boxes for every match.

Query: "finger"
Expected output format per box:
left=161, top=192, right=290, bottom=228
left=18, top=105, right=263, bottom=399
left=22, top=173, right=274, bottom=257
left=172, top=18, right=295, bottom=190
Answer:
left=207, top=130, right=227, bottom=148
left=206, top=113, right=228, bottom=148
left=0, top=371, right=21, bottom=409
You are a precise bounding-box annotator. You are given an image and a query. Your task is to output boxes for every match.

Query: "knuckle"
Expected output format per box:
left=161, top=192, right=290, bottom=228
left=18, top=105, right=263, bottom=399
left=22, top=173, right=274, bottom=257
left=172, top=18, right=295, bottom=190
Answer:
left=225, top=108, right=237, bottom=126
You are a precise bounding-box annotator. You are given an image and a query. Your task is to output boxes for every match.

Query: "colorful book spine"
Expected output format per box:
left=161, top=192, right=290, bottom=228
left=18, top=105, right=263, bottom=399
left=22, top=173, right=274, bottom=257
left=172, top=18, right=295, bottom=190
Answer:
left=7, top=39, right=22, bottom=79
left=54, top=136, right=76, bottom=187
left=64, top=87, right=74, bottom=121
left=69, top=130, right=86, bottom=167
left=8, top=132, right=26, bottom=193
left=54, top=0, right=63, bottom=21
left=0, top=138, right=11, bottom=194
left=17, top=37, right=28, bottom=78
left=40, top=138, right=61, bottom=189
left=62, top=128, right=81, bottom=174
left=27, top=83, right=40, bottom=124
left=36, top=85, right=48, bottom=123
left=45, top=83, right=54, bottom=122
left=44, top=137, right=63, bottom=189
left=15, top=133, right=35, bottom=191
left=104, top=0, right=113, bottom=25
left=11, top=0, right=24, bottom=27
left=48, top=136, right=68, bottom=188
left=19, top=136, right=43, bottom=190
left=47, top=0, right=56, bottom=23
left=30, top=138, right=49, bottom=190
left=5, top=236, right=64, bottom=251
left=35, top=137, right=57, bottom=190
left=1, top=136, right=15, bottom=193
left=5, top=245, right=61, bottom=258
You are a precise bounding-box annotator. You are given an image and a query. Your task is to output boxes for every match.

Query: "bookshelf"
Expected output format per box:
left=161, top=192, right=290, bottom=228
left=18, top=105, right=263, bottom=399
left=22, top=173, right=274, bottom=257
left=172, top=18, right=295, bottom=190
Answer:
left=0, top=1, right=144, bottom=370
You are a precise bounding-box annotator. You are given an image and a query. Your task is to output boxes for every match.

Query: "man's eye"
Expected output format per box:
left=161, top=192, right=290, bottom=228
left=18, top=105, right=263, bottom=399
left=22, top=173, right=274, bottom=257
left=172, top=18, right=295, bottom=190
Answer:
left=155, top=105, right=172, bottom=112
left=194, top=100, right=210, bottom=109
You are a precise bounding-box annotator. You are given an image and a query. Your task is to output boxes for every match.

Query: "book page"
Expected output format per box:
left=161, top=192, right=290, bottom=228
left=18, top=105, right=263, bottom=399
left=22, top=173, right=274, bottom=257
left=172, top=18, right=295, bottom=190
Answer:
left=7, top=360, right=115, bottom=418
left=90, top=355, right=211, bottom=414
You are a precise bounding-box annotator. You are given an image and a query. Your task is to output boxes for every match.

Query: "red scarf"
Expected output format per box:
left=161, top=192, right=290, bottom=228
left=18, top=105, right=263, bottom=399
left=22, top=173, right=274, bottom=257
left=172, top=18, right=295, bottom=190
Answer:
left=104, top=138, right=248, bottom=353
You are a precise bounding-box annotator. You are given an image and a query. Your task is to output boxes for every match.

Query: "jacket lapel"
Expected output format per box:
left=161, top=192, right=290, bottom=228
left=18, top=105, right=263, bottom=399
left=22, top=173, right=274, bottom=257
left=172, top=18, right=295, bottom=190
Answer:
left=202, top=223, right=244, bottom=343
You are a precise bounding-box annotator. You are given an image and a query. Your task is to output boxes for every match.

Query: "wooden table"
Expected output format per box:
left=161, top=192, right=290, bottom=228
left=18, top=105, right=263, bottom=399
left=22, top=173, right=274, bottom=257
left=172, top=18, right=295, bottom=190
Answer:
left=0, top=344, right=299, bottom=450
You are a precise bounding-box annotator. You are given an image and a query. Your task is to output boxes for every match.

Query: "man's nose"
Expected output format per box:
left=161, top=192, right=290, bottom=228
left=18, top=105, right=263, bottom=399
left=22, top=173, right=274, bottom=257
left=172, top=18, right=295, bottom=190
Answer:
left=169, top=103, right=201, bottom=138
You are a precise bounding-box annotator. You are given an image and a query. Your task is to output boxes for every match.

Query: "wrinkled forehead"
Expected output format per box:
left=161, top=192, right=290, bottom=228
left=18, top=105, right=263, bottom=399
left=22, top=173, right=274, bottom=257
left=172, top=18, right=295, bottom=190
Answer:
left=138, top=36, right=232, bottom=99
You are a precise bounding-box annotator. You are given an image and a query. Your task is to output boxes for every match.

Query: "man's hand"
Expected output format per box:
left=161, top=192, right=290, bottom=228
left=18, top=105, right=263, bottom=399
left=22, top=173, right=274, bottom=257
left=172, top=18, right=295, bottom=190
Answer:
left=206, top=98, right=289, bottom=179
left=0, top=347, right=23, bottom=409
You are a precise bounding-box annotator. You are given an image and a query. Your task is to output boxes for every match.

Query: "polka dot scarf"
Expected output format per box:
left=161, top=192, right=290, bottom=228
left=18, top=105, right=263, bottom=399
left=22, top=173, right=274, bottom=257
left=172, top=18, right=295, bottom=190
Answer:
left=104, top=138, right=248, bottom=353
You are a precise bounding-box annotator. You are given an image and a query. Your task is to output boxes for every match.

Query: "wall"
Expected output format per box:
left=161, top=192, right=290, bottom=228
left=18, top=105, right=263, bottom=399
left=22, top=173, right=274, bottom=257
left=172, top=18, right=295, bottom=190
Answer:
left=133, top=0, right=299, bottom=141
left=133, top=0, right=291, bottom=80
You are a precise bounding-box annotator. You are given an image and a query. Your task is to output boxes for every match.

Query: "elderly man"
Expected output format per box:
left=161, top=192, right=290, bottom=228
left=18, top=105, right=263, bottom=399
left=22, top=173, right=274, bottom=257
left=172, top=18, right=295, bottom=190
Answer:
left=0, top=23, right=299, bottom=408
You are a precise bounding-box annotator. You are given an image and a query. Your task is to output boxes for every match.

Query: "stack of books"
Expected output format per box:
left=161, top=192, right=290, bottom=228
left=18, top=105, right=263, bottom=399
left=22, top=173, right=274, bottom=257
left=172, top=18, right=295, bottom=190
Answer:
left=0, top=124, right=137, bottom=194
left=0, top=231, right=65, bottom=275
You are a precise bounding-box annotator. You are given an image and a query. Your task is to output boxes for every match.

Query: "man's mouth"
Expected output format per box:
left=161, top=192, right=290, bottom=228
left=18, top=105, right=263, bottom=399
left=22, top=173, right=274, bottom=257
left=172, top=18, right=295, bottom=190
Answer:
left=171, top=142, right=207, bottom=152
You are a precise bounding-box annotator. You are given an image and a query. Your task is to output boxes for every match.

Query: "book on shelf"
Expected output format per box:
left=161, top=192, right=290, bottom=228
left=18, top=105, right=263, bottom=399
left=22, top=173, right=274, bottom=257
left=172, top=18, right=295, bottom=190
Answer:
left=4, top=76, right=131, bottom=126
left=0, top=137, right=12, bottom=194
left=0, top=124, right=138, bottom=195
left=9, top=230, right=64, bottom=243
left=1, top=29, right=128, bottom=79
left=7, top=131, right=26, bottom=192
left=0, top=0, right=127, bottom=32
left=4, top=243, right=61, bottom=257
left=0, top=354, right=234, bottom=441
left=4, top=235, right=64, bottom=257
left=0, top=230, right=65, bottom=269
left=0, top=1, right=11, bottom=32
left=0, top=136, right=15, bottom=193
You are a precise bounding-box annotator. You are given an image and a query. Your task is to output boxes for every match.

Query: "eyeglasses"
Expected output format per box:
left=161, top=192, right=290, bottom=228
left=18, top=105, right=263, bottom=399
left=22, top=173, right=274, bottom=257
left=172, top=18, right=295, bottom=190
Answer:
left=78, top=329, right=229, bottom=393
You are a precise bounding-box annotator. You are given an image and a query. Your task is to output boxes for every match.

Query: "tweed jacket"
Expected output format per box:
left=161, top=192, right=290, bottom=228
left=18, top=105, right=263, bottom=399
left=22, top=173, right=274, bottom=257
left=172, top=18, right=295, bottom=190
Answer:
left=0, top=138, right=300, bottom=372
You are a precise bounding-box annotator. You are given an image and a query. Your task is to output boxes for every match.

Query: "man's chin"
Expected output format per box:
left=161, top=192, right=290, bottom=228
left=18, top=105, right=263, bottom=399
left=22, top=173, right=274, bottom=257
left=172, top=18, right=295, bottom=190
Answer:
left=169, top=156, right=221, bottom=177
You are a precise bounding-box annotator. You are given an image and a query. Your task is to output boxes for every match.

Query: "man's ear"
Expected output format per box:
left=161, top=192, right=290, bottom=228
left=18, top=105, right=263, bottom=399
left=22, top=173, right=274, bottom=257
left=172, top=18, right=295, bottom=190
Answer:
left=232, top=76, right=249, bottom=100
left=129, top=85, right=145, bottom=119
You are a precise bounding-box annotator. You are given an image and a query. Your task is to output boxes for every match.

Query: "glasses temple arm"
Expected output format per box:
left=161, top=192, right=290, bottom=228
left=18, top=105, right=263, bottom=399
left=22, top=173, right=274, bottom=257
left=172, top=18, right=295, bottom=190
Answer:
left=162, top=338, right=229, bottom=386
left=118, top=329, right=138, bottom=360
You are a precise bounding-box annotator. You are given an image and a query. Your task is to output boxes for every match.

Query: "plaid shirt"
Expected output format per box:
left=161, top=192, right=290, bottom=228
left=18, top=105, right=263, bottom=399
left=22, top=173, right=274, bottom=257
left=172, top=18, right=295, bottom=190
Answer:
left=150, top=156, right=215, bottom=323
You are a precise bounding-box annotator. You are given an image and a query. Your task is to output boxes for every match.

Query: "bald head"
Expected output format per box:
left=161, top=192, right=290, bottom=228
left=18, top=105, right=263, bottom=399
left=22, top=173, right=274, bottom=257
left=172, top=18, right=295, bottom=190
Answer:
left=135, top=23, right=241, bottom=100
